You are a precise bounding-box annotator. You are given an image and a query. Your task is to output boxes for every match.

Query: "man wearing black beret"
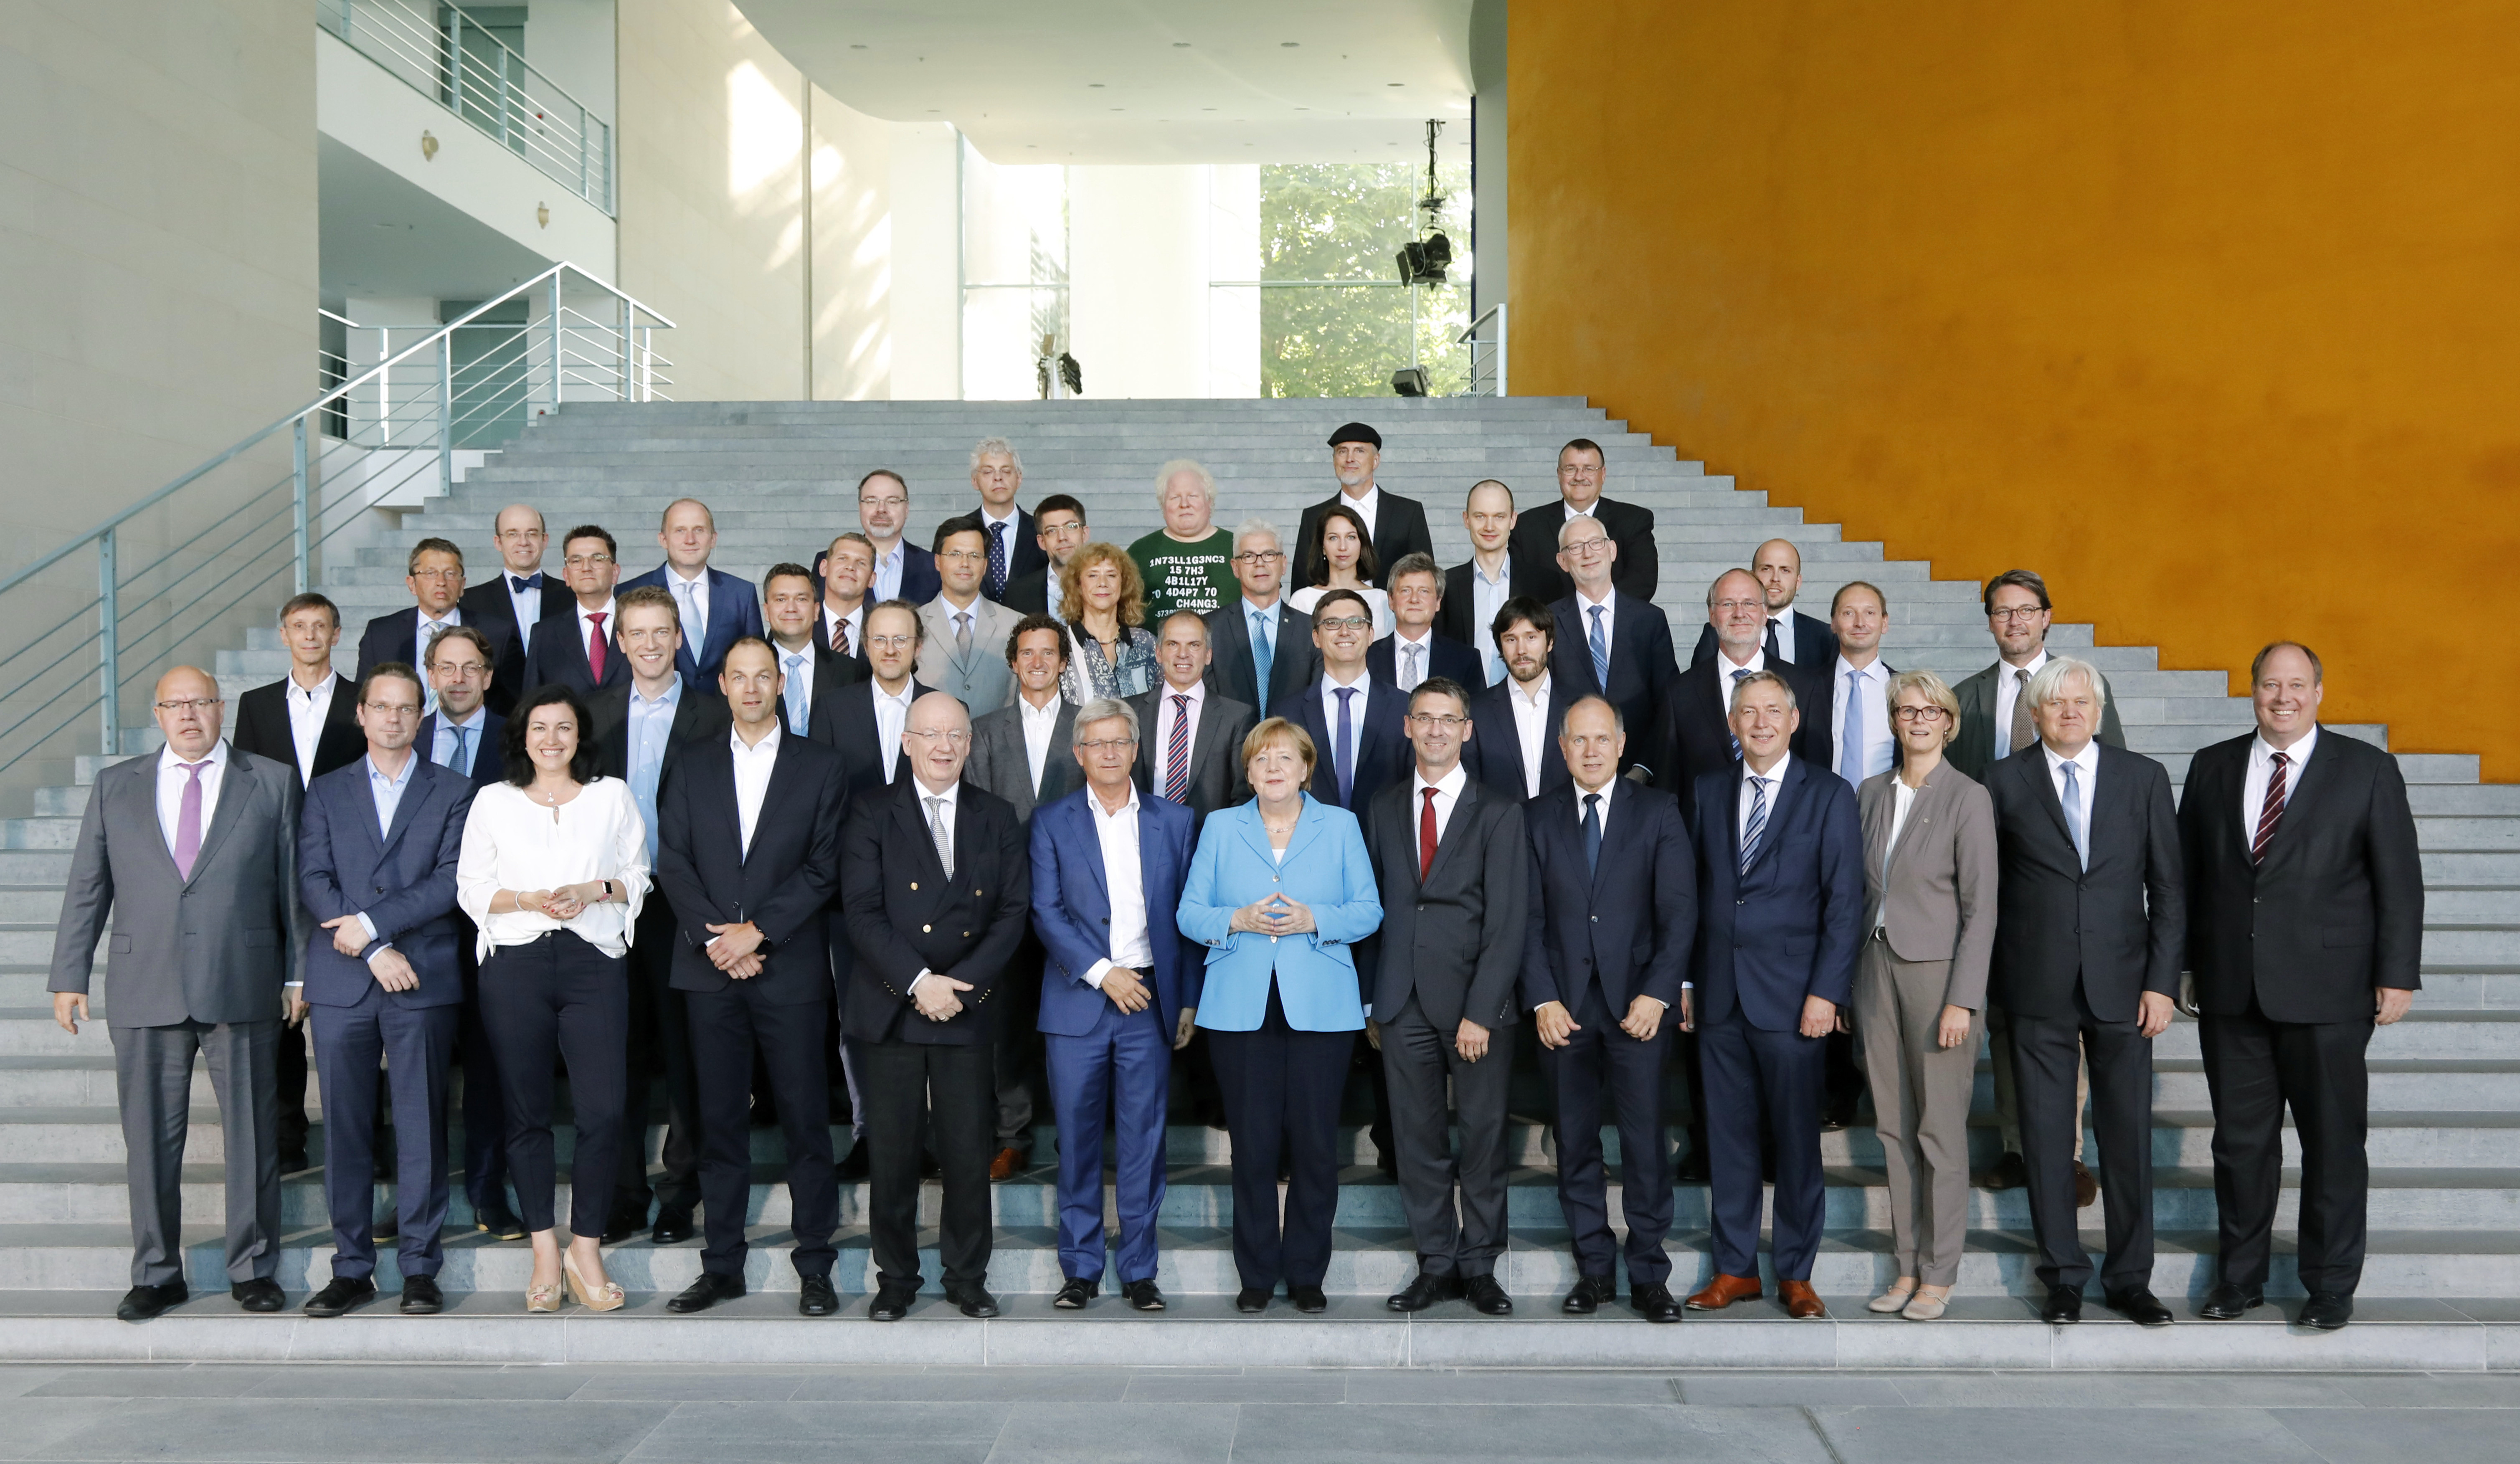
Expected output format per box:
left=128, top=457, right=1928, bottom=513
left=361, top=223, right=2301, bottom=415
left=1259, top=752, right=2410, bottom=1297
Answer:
left=1295, top=422, right=1435, bottom=591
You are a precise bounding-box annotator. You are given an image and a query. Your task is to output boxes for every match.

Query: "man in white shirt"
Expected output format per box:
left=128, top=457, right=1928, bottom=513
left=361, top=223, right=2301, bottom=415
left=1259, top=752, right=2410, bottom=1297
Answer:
left=762, top=562, right=859, bottom=742
left=916, top=523, right=1022, bottom=713
left=523, top=525, right=627, bottom=695
left=457, top=505, right=567, bottom=693
left=1464, top=595, right=1572, bottom=802
left=1828, top=580, right=1897, bottom=787
left=619, top=498, right=764, bottom=690
left=817, top=531, right=876, bottom=659
left=1372, top=553, right=1483, bottom=694
left=1132, top=611, right=1257, bottom=822
left=968, top=437, right=1041, bottom=605
left=1204, top=519, right=1320, bottom=714
left=1294, top=422, right=1433, bottom=590
left=1445, top=480, right=1519, bottom=684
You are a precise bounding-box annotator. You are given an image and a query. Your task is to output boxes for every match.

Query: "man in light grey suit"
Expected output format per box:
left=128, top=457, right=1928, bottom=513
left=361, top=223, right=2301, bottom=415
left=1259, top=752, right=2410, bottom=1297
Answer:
left=916, top=522, right=1022, bottom=714
left=48, top=666, right=307, bottom=1322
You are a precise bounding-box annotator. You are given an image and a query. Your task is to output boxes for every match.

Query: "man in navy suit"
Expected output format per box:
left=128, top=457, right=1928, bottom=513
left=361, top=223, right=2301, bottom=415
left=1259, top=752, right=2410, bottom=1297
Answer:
left=1368, top=553, right=1484, bottom=693
left=522, top=524, right=630, bottom=696
left=1509, top=439, right=1660, bottom=608
left=1522, top=694, right=1695, bottom=1320
left=291, top=662, right=475, bottom=1317
left=1546, top=516, right=1677, bottom=777
left=356, top=538, right=516, bottom=717
left=456, top=504, right=574, bottom=704
left=1656, top=569, right=1834, bottom=828
left=857, top=469, right=941, bottom=607
left=1688, top=538, right=1841, bottom=674
left=1029, top=697, right=1199, bottom=1312
left=1683, top=670, right=1863, bottom=1322
left=1464, top=597, right=1574, bottom=802
left=619, top=498, right=764, bottom=691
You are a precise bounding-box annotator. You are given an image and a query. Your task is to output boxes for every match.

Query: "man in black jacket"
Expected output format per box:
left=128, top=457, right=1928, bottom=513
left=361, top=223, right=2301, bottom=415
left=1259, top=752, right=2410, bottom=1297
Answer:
left=2179, top=642, right=2421, bottom=1332
left=1656, top=569, right=1833, bottom=828
left=841, top=691, right=1032, bottom=1321
left=1509, top=439, right=1658, bottom=607
left=1294, top=422, right=1433, bottom=589
left=1688, top=538, right=1839, bottom=674
left=1546, top=517, right=1678, bottom=778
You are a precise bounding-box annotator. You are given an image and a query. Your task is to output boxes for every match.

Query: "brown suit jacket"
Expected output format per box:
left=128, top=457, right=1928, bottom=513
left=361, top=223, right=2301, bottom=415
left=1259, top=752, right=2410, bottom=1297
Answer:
left=1858, top=761, right=1999, bottom=1011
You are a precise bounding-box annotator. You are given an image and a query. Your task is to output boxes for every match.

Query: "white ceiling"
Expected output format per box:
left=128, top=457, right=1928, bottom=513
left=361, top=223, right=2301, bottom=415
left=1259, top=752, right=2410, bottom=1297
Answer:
left=736, top=0, right=1476, bottom=165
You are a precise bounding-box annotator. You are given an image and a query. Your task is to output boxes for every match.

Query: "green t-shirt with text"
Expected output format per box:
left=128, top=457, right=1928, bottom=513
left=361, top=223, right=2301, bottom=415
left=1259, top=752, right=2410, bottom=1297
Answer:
left=1127, top=527, right=1237, bottom=625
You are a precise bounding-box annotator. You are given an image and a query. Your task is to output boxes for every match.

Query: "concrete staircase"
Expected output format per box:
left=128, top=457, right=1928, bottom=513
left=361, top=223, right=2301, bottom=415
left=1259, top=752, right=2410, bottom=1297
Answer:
left=1, top=395, right=2512, bottom=1365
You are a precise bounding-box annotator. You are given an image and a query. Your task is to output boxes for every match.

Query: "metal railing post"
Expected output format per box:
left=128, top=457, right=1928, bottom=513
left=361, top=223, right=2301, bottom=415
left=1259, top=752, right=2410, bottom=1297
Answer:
left=497, top=48, right=511, bottom=149
left=444, top=8, right=461, bottom=113
left=549, top=271, right=564, bottom=414
left=292, top=416, right=311, bottom=593
left=579, top=102, right=590, bottom=199
left=96, top=530, right=118, bottom=756
left=439, top=333, right=454, bottom=492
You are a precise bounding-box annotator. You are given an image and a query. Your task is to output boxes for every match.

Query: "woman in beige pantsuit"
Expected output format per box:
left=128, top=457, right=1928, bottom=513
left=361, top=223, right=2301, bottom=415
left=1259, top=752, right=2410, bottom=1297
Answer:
left=1854, top=669, right=1998, bottom=1320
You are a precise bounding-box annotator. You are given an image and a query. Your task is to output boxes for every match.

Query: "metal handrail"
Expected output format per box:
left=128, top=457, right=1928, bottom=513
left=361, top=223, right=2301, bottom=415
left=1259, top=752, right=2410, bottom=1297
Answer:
left=1458, top=301, right=1507, bottom=396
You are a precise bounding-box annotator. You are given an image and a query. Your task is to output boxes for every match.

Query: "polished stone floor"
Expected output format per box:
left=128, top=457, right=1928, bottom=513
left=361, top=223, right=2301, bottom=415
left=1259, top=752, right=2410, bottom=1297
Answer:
left=0, top=1364, right=2515, bottom=1463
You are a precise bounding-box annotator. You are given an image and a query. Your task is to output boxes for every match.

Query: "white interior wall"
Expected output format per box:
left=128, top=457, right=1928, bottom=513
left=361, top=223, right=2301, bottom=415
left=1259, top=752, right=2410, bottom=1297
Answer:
left=808, top=86, right=891, bottom=400
left=886, top=122, right=961, bottom=400
left=1068, top=165, right=1210, bottom=399
left=520, top=0, right=617, bottom=123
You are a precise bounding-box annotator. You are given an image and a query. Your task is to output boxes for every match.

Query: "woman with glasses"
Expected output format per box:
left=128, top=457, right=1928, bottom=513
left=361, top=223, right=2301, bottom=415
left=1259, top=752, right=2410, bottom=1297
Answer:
left=1288, top=504, right=1393, bottom=638
left=456, top=684, right=648, bottom=1313
left=1852, top=669, right=1997, bottom=1321
left=1176, top=718, right=1382, bottom=1314
left=1058, top=542, right=1159, bottom=703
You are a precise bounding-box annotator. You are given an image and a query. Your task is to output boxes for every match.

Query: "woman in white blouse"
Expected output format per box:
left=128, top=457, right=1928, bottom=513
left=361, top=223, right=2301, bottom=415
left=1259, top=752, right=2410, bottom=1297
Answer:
left=1286, top=504, right=1392, bottom=638
left=456, top=685, right=649, bottom=1313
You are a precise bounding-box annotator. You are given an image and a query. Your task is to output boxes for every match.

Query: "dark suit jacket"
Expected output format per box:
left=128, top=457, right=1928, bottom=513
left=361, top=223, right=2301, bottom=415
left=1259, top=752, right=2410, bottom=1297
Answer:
left=1653, top=656, right=1835, bottom=825
left=1689, top=610, right=1840, bottom=675
left=1983, top=742, right=2185, bottom=1023
left=522, top=604, right=630, bottom=696
left=458, top=573, right=573, bottom=697
left=1270, top=675, right=1409, bottom=817
left=588, top=683, right=733, bottom=786
left=616, top=564, right=765, bottom=690
left=1519, top=780, right=1695, bottom=1014
left=1366, top=632, right=1484, bottom=692
left=972, top=507, right=1046, bottom=603
left=1688, top=757, right=1865, bottom=1031
left=415, top=710, right=505, bottom=789
left=231, top=674, right=364, bottom=788
left=815, top=544, right=942, bottom=608
left=1129, top=686, right=1255, bottom=823
left=1360, top=775, right=1528, bottom=1030
left=1437, top=556, right=1533, bottom=655
left=296, top=755, right=472, bottom=1008
left=839, top=778, right=1032, bottom=1045
left=1204, top=599, right=1321, bottom=713
left=653, top=731, right=849, bottom=1004
left=357, top=607, right=520, bottom=715
left=1295, top=489, right=1434, bottom=590
left=1546, top=592, right=1678, bottom=774
left=1462, top=674, right=1577, bottom=802
left=1509, top=497, right=1659, bottom=606
left=2178, top=729, right=2423, bottom=1023
left=1001, top=566, right=1052, bottom=617
left=967, top=695, right=1083, bottom=823
left=1947, top=658, right=2128, bottom=782
left=825, top=679, right=937, bottom=803
left=1028, top=786, right=1201, bottom=1039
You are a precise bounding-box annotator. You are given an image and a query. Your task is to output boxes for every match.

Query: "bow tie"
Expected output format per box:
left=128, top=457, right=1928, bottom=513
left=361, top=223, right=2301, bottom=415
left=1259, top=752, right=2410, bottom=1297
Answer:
left=511, top=574, right=543, bottom=592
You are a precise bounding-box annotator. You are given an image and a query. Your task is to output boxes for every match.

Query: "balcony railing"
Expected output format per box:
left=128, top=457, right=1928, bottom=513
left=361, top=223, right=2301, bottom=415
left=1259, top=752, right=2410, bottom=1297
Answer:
left=318, top=0, right=614, bottom=214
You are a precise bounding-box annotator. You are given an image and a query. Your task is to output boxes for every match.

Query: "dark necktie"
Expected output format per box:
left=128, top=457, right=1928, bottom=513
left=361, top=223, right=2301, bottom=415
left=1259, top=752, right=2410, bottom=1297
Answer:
left=1728, top=668, right=1750, bottom=757
left=1740, top=774, right=1770, bottom=875
left=171, top=761, right=207, bottom=880
left=1582, top=791, right=1603, bottom=876
left=510, top=574, right=542, bottom=593
left=1333, top=686, right=1357, bottom=807
left=2252, top=751, right=2289, bottom=864
left=1419, top=786, right=1440, bottom=881
left=584, top=612, right=608, bottom=681
left=1764, top=617, right=1784, bottom=665
left=830, top=613, right=851, bottom=657
left=1164, top=695, right=1192, bottom=804
left=986, top=521, right=1009, bottom=599
left=2008, top=667, right=2035, bottom=757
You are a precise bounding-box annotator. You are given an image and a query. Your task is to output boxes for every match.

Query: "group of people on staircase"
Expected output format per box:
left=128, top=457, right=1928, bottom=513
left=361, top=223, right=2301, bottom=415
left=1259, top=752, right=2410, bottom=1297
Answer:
left=46, top=422, right=2422, bottom=1335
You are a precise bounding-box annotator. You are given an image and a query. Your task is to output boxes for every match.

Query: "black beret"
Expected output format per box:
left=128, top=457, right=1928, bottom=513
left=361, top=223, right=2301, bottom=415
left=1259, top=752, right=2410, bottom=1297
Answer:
left=1327, top=421, right=1382, bottom=450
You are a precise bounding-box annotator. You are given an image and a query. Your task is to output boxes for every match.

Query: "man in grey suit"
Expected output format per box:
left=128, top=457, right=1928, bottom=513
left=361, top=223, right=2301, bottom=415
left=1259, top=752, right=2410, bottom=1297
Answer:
left=1133, top=610, right=1256, bottom=822
left=916, top=521, right=1023, bottom=714
left=1363, top=675, right=1528, bottom=1316
left=48, top=666, right=307, bottom=1322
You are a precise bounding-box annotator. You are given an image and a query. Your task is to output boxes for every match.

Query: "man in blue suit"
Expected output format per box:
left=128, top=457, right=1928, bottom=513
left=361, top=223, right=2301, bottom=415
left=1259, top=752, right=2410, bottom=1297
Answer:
left=1546, top=517, right=1677, bottom=778
left=1683, top=669, right=1863, bottom=1322
left=291, top=662, right=476, bottom=1317
left=1029, top=697, right=1199, bottom=1312
left=619, top=498, right=764, bottom=690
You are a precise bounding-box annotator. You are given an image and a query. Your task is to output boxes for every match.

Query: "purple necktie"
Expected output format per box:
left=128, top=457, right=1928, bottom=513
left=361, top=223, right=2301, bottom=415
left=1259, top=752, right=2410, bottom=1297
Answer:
left=172, top=761, right=207, bottom=880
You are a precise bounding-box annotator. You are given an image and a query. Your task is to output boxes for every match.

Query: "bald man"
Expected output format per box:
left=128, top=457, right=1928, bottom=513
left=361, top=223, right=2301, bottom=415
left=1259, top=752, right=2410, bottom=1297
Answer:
left=620, top=497, right=765, bottom=689
left=1690, top=540, right=1839, bottom=674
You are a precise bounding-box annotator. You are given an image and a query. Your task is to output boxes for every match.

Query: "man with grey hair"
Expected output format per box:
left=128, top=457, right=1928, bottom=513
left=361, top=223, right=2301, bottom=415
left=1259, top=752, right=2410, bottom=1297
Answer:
left=968, top=437, right=1043, bottom=605
left=1129, top=458, right=1237, bottom=623
left=1204, top=518, right=1321, bottom=714
left=1983, top=655, right=2183, bottom=1328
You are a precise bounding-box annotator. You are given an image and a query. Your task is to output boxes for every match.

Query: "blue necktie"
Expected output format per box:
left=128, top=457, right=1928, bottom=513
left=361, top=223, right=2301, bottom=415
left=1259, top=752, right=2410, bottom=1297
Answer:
left=986, top=521, right=1009, bottom=599
left=510, top=574, right=542, bottom=593
left=1840, top=668, right=1866, bottom=785
left=1728, top=668, right=1750, bottom=757
left=2061, top=759, right=2089, bottom=869
left=1333, top=686, right=1357, bottom=807
left=1252, top=609, right=1275, bottom=705
left=784, top=653, right=810, bottom=736
left=1740, top=773, right=1770, bottom=876
left=442, top=724, right=472, bottom=775
left=1582, top=792, right=1603, bottom=876
left=1587, top=605, right=1609, bottom=691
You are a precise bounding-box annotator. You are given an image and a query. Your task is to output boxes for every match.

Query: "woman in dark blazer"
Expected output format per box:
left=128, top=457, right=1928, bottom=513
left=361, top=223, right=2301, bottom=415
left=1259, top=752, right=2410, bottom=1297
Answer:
left=1176, top=717, right=1382, bottom=1313
left=1854, top=669, right=1998, bottom=1321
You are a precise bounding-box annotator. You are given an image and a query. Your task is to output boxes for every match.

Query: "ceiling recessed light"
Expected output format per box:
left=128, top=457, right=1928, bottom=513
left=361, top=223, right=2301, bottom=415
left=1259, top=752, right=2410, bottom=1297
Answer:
left=849, top=43, right=866, bottom=49
left=1280, top=41, right=1299, bottom=47
left=1387, top=82, right=1404, bottom=87
left=1089, top=82, right=1104, bottom=87
left=1172, top=41, right=1191, bottom=48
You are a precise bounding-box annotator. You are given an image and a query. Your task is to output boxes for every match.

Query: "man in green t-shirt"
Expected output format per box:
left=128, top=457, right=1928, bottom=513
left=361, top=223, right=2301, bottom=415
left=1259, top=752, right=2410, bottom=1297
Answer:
left=1127, top=458, right=1237, bottom=624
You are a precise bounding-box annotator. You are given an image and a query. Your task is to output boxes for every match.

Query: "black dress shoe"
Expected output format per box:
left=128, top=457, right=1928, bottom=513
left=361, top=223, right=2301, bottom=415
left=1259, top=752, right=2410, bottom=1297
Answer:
left=473, top=1201, right=527, bottom=1241
left=280, top=1149, right=309, bottom=1175
left=1975, top=1152, right=2030, bottom=1190
left=2104, top=1286, right=2174, bottom=1328
left=650, top=1208, right=694, bottom=1245
left=301, top=1276, right=376, bottom=1318
left=1631, top=1282, right=1683, bottom=1323
left=666, top=1271, right=745, bottom=1314
left=601, top=1199, right=649, bottom=1246
left=1054, top=1277, right=1099, bottom=1310
left=1386, top=1272, right=1462, bottom=1312
left=1562, top=1274, right=1616, bottom=1315
left=836, top=1142, right=871, bottom=1182
left=2038, top=1283, right=2084, bottom=1324
left=400, top=1276, right=444, bottom=1315
left=919, top=1149, right=942, bottom=1179
left=117, top=1281, right=188, bottom=1322
left=799, top=1276, right=840, bottom=1317
left=1820, top=1102, right=1858, bottom=1132
left=1123, top=1278, right=1166, bottom=1312
left=948, top=1284, right=1000, bottom=1318
left=868, top=1287, right=915, bottom=1322
left=2198, top=1281, right=2264, bottom=1320
left=233, top=1278, right=285, bottom=1312
left=1290, top=1284, right=1328, bottom=1314
left=1463, top=1275, right=1513, bottom=1316
left=1672, top=1151, right=1711, bottom=1183
left=1235, top=1287, right=1271, bottom=1313
left=2299, top=1292, right=2355, bottom=1331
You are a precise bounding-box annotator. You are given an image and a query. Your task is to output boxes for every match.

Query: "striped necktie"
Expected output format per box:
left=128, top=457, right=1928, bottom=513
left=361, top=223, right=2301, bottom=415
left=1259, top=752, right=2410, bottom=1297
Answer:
left=2251, top=751, right=2289, bottom=864
left=1164, top=695, right=1192, bottom=804
left=1739, top=773, right=1769, bottom=876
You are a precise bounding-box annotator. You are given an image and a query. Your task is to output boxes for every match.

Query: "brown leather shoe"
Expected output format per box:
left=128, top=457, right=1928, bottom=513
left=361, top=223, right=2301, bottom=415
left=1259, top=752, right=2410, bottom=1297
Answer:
left=989, top=1146, right=1027, bottom=1182
left=1686, top=1273, right=1764, bottom=1311
left=1779, top=1279, right=1827, bottom=1320
left=2073, top=1160, right=2100, bottom=1208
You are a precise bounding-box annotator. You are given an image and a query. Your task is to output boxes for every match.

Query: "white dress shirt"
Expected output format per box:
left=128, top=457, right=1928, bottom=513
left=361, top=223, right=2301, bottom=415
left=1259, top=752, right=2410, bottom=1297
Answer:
left=1319, top=670, right=1372, bottom=753
left=1083, top=783, right=1154, bottom=988
left=2043, top=740, right=2100, bottom=856
left=908, top=777, right=962, bottom=996
left=665, top=565, right=710, bottom=646
left=283, top=673, right=336, bottom=787
left=1151, top=679, right=1206, bottom=796
left=1508, top=671, right=1555, bottom=800
left=1714, top=646, right=1770, bottom=711
left=1992, top=648, right=2051, bottom=759
left=1574, top=586, right=1617, bottom=669
left=1468, top=557, right=1512, bottom=685
left=455, top=778, right=651, bottom=960
left=156, top=742, right=230, bottom=857
left=730, top=724, right=781, bottom=856
left=1833, top=655, right=1896, bottom=783
left=1766, top=609, right=1798, bottom=665
left=2243, top=725, right=2319, bottom=829
left=872, top=681, right=915, bottom=784
left=1018, top=691, right=1063, bottom=796
left=1388, top=628, right=1440, bottom=691
left=572, top=598, right=618, bottom=666
left=821, top=602, right=865, bottom=657
left=1738, top=755, right=1792, bottom=855
left=1412, top=762, right=1467, bottom=867
left=979, top=504, right=1021, bottom=584
left=871, top=542, right=906, bottom=603
left=1341, top=484, right=1381, bottom=540
left=505, top=568, right=549, bottom=652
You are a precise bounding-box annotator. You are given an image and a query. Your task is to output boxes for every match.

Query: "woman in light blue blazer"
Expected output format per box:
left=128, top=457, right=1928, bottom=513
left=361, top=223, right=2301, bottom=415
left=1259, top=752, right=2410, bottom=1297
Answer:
left=1178, top=716, right=1383, bottom=1313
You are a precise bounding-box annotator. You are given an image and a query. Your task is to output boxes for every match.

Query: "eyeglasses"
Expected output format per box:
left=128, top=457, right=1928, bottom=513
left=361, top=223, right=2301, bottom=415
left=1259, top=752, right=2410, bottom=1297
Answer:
left=494, top=528, right=545, bottom=541
left=937, top=548, right=985, bottom=563
left=859, top=494, right=908, bottom=510
left=1407, top=714, right=1468, bottom=730
left=1075, top=737, right=1137, bottom=753
left=865, top=633, right=916, bottom=650
left=1894, top=706, right=1950, bottom=722
left=563, top=553, right=614, bottom=568
left=408, top=567, right=461, bottom=581
left=1316, top=616, right=1372, bottom=632
left=903, top=728, right=970, bottom=748
left=1711, top=598, right=1765, bottom=614
left=154, top=698, right=223, bottom=713
left=1562, top=538, right=1611, bottom=556
left=1988, top=606, right=2046, bottom=623
left=431, top=659, right=489, bottom=678
left=1231, top=550, right=1284, bottom=564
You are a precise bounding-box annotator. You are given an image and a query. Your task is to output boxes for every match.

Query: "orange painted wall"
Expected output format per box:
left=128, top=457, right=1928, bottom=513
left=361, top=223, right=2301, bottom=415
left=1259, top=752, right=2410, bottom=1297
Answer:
left=1511, top=0, right=2520, bottom=776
